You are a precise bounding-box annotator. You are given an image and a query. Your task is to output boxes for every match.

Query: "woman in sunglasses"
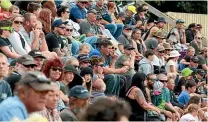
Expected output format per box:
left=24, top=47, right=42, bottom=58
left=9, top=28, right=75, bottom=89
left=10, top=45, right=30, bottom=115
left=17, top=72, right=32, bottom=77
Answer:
left=0, top=19, right=20, bottom=60
left=8, top=14, right=31, bottom=55
left=190, top=33, right=203, bottom=55
left=42, top=58, right=68, bottom=111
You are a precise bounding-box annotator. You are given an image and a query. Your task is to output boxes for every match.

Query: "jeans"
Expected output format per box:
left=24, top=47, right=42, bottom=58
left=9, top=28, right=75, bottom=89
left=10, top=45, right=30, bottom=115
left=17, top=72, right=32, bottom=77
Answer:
left=104, top=74, right=121, bottom=97
left=104, top=23, right=124, bottom=39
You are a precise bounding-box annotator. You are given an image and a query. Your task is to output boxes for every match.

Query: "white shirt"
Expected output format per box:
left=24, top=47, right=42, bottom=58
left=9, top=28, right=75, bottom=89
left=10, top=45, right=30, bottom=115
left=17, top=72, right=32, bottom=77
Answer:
left=179, top=113, right=197, bottom=122
left=165, top=59, right=178, bottom=73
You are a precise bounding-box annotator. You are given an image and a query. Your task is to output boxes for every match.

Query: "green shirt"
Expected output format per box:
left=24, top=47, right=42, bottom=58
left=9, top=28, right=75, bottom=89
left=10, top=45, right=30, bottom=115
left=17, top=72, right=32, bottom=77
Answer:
left=162, top=88, right=170, bottom=103
left=0, top=80, right=12, bottom=103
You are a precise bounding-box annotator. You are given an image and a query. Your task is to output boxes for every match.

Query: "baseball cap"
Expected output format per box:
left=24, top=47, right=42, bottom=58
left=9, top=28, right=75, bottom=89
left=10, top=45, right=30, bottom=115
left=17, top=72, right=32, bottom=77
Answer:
left=124, top=44, right=135, bottom=50
left=16, top=55, right=37, bottom=66
left=28, top=50, right=46, bottom=59
left=64, top=65, right=79, bottom=74
left=190, top=56, right=199, bottom=63
left=69, top=85, right=90, bottom=99
left=197, top=69, right=206, bottom=76
left=117, top=12, right=127, bottom=17
left=123, top=24, right=132, bottom=30
left=176, top=19, right=185, bottom=24
left=127, top=5, right=136, bottom=14
left=157, top=17, right=166, bottom=23
left=87, top=9, right=98, bottom=14
left=77, top=54, right=90, bottom=63
left=19, top=71, right=53, bottom=91
left=181, top=68, right=193, bottom=77
left=52, top=19, right=68, bottom=29
left=80, top=67, right=93, bottom=77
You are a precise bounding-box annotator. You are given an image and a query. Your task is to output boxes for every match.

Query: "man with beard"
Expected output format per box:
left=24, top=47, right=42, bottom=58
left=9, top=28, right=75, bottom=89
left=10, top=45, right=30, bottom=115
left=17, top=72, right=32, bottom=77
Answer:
left=28, top=50, right=46, bottom=71
left=145, top=73, right=157, bottom=102
left=117, top=25, right=133, bottom=46
left=60, top=85, right=90, bottom=121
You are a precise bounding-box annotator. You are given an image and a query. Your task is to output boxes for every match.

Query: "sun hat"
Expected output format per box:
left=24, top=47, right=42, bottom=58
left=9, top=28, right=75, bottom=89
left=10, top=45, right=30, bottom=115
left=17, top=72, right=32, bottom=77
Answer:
left=157, top=46, right=165, bottom=52
left=153, top=30, right=166, bottom=39
left=168, top=50, right=181, bottom=58
left=163, top=43, right=173, bottom=50
left=181, top=68, right=193, bottom=77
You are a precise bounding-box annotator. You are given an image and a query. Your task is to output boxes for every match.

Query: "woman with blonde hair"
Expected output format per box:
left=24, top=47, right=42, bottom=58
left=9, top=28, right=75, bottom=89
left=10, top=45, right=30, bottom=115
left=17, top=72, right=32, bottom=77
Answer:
left=180, top=104, right=200, bottom=122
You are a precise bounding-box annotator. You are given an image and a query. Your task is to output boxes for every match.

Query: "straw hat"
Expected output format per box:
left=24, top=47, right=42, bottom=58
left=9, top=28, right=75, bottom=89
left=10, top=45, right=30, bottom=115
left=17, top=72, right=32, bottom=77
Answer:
left=157, top=45, right=165, bottom=52
left=163, top=43, right=173, bottom=50
left=169, top=50, right=181, bottom=58
left=153, top=30, right=166, bottom=39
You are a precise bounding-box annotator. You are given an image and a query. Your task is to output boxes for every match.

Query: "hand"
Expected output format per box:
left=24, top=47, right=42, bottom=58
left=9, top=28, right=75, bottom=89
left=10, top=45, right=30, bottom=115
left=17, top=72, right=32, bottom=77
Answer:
left=120, top=66, right=129, bottom=74
left=99, top=35, right=107, bottom=38
left=164, top=111, right=173, bottom=118
left=33, top=28, right=40, bottom=38
left=155, top=109, right=161, bottom=114
left=175, top=112, right=180, bottom=120
left=112, top=53, right=118, bottom=60
left=135, top=21, right=142, bottom=27
left=61, top=47, right=68, bottom=54
left=131, top=50, right=136, bottom=57
left=39, top=31, right=45, bottom=40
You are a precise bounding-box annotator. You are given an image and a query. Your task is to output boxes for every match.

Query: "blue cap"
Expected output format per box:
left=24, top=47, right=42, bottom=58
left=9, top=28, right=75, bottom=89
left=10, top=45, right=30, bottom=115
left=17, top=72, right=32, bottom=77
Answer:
left=52, top=19, right=68, bottom=29
left=69, top=85, right=90, bottom=99
left=176, top=19, right=185, bottom=24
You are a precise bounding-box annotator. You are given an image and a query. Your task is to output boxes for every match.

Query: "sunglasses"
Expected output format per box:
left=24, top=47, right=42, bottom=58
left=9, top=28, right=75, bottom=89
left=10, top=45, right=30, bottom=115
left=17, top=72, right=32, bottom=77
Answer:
left=73, top=65, right=79, bottom=69
left=23, top=64, right=36, bottom=68
left=66, top=29, right=73, bottom=32
left=143, top=9, right=148, bottom=11
left=51, top=67, right=62, bottom=72
left=165, top=49, right=172, bottom=51
left=80, top=2, right=88, bottom=4
left=111, top=47, right=117, bottom=50
left=159, top=51, right=165, bottom=53
left=0, top=26, right=14, bottom=33
left=65, top=11, right=70, bottom=13
left=197, top=37, right=202, bottom=40
left=14, top=20, right=23, bottom=25
left=97, top=64, right=104, bottom=67
left=160, top=80, right=168, bottom=83
left=58, top=26, right=65, bottom=30
left=82, top=61, right=90, bottom=64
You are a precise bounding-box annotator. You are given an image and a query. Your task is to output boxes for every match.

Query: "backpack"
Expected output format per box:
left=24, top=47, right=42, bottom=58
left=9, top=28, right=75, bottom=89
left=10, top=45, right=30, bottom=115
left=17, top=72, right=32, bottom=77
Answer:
left=166, top=27, right=176, bottom=40
left=143, top=25, right=155, bottom=41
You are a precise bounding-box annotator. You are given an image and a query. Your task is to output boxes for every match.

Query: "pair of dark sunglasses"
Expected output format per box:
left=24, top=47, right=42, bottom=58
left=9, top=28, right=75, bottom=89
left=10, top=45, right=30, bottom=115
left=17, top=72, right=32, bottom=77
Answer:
left=66, top=29, right=73, bottom=32
left=73, top=65, right=79, bottom=69
left=14, top=20, right=23, bottom=25
left=160, top=80, right=168, bottom=83
left=58, top=26, right=65, bottom=30
left=51, top=67, right=62, bottom=72
left=23, top=64, right=36, bottom=68
left=82, top=61, right=90, bottom=64
left=159, top=51, right=165, bottom=53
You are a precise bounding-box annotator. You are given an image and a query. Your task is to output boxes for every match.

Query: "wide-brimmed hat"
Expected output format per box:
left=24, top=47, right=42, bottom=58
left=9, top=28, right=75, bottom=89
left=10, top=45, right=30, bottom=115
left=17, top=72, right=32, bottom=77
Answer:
left=168, top=50, right=181, bottom=58
left=16, top=55, right=37, bottom=66
left=153, top=30, right=166, bottom=39
left=157, top=46, right=165, bottom=52
left=181, top=68, right=193, bottom=77
left=163, top=43, right=173, bottom=50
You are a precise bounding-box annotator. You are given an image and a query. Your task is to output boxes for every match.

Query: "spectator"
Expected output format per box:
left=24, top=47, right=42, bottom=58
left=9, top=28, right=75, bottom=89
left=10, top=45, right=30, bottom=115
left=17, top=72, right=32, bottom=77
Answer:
left=28, top=50, right=46, bottom=71
left=65, top=56, right=80, bottom=70
left=185, top=23, right=197, bottom=43
left=20, top=13, right=38, bottom=45
left=8, top=14, right=31, bottom=55
left=187, top=56, right=199, bottom=73
left=0, top=71, right=53, bottom=121
left=60, top=64, right=83, bottom=96
left=5, top=55, right=37, bottom=93
left=196, top=24, right=202, bottom=33
left=38, top=8, right=52, bottom=34
left=0, top=53, right=12, bottom=103
left=152, top=46, right=166, bottom=74
left=77, top=54, right=91, bottom=69
left=0, top=20, right=20, bottom=59
left=116, top=12, right=126, bottom=24
left=132, top=28, right=146, bottom=55
left=190, top=33, right=202, bottom=55
left=197, top=47, right=208, bottom=71
left=163, top=42, right=173, bottom=60
left=179, top=104, right=199, bottom=122
left=134, top=4, right=149, bottom=26
left=115, top=44, right=136, bottom=77
left=78, top=43, right=91, bottom=56
left=117, top=24, right=133, bottom=46
left=79, top=97, right=131, bottom=121
left=143, top=17, right=166, bottom=41
left=56, top=5, right=81, bottom=38
left=174, top=68, right=193, bottom=94
left=80, top=66, right=93, bottom=92
left=124, top=5, right=137, bottom=25
left=168, top=19, right=186, bottom=45
left=125, top=72, right=160, bottom=121
left=45, top=19, right=68, bottom=57
left=180, top=46, right=195, bottom=68
left=138, top=49, right=154, bottom=75
left=185, top=95, right=202, bottom=109
left=178, top=80, right=197, bottom=106
left=70, top=0, right=87, bottom=23
left=145, top=30, right=165, bottom=51
left=42, top=0, right=57, bottom=21
left=8, top=5, right=20, bottom=16
left=38, top=83, right=62, bottom=122
left=27, top=2, right=42, bottom=17
left=167, top=78, right=184, bottom=109
left=60, top=85, right=90, bottom=121
left=192, top=69, right=206, bottom=94
left=94, top=0, right=123, bottom=39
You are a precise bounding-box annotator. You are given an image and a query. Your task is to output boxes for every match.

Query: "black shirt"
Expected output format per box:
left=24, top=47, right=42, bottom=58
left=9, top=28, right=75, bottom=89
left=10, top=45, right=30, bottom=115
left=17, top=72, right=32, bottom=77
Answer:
left=174, top=77, right=186, bottom=94
left=0, top=37, right=13, bottom=56
left=45, top=32, right=64, bottom=52
left=183, top=55, right=191, bottom=67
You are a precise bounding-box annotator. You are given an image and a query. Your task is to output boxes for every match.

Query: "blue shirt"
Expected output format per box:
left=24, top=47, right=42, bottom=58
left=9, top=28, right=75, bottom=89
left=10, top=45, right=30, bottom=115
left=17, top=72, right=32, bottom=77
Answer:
left=0, top=96, right=28, bottom=121
left=178, top=90, right=190, bottom=106
left=70, top=4, right=86, bottom=22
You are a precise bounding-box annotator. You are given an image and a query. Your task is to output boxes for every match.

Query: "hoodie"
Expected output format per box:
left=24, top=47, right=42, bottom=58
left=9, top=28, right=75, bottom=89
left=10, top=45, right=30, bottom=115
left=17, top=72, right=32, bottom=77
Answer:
left=138, top=57, right=154, bottom=75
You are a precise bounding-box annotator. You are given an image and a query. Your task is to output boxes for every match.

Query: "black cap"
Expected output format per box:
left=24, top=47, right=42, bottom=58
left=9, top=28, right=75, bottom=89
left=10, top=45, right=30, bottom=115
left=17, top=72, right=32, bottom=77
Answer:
left=124, top=44, right=135, bottom=50
left=77, top=54, right=90, bottom=63
left=52, top=19, right=68, bottom=29
left=28, top=50, right=46, bottom=59
left=123, top=24, right=132, bottom=30
left=190, top=56, right=199, bottom=63
left=64, top=65, right=79, bottom=75
left=197, top=69, right=206, bottom=76
left=80, top=67, right=93, bottom=77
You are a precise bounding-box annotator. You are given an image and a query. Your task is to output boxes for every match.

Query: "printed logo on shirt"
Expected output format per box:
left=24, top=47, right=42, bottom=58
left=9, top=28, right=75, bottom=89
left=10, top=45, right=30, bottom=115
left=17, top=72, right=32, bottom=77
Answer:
left=1, top=93, right=7, bottom=100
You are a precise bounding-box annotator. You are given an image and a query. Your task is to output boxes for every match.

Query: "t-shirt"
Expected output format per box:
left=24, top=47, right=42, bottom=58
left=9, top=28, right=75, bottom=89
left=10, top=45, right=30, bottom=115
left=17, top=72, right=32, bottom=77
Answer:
left=174, top=77, right=186, bottom=94
left=197, top=55, right=207, bottom=69
left=145, top=38, right=158, bottom=50
left=165, top=60, right=177, bottom=73
left=0, top=80, right=12, bottom=103
left=70, top=4, right=86, bottom=22
left=45, top=32, right=64, bottom=52
left=179, top=113, right=197, bottom=122
left=178, top=90, right=190, bottom=106
left=0, top=37, right=13, bottom=56
left=162, top=87, right=170, bottom=103
left=79, top=20, right=98, bottom=35
left=190, top=41, right=200, bottom=55
left=60, top=108, right=77, bottom=121
left=117, top=34, right=130, bottom=46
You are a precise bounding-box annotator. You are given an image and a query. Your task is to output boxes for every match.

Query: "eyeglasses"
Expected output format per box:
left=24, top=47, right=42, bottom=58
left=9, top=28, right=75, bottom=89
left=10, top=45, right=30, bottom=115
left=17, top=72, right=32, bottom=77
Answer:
left=80, top=1, right=88, bottom=4
left=0, top=26, right=14, bottom=33
left=23, top=64, right=36, bottom=69
left=51, top=67, right=62, bottom=72
left=159, top=51, right=165, bottom=53
left=66, top=29, right=73, bottom=32
left=160, top=80, right=168, bottom=83
left=14, top=20, right=23, bottom=25
left=58, top=26, right=65, bottom=30
left=111, top=47, right=117, bottom=50
left=97, top=64, right=104, bottom=67
left=165, top=49, right=172, bottom=51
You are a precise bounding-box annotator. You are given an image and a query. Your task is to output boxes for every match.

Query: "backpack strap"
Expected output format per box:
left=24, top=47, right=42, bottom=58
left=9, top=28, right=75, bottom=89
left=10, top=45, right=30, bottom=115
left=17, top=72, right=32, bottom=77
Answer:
left=143, top=25, right=155, bottom=41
